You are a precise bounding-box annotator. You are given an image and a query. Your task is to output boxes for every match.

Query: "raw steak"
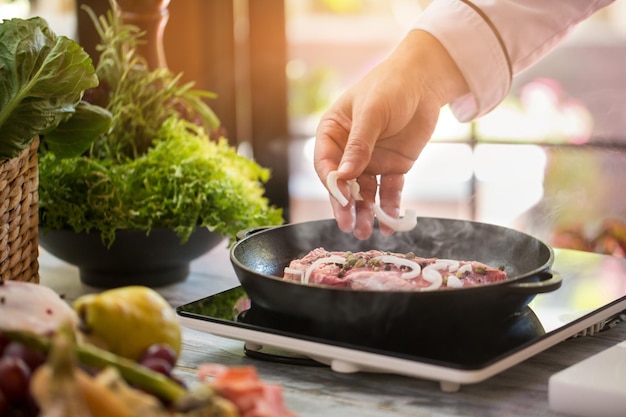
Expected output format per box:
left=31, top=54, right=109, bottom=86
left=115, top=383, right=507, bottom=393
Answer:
left=283, top=247, right=507, bottom=292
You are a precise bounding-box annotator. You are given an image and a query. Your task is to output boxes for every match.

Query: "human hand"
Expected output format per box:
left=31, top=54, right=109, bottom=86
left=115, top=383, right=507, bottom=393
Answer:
left=314, top=30, right=468, bottom=239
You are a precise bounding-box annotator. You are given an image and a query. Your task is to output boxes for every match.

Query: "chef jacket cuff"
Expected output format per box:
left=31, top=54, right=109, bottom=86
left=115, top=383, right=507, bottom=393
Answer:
left=412, top=0, right=512, bottom=122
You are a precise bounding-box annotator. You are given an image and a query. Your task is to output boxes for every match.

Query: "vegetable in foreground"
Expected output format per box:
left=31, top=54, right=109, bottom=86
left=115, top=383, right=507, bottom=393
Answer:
left=0, top=280, right=299, bottom=417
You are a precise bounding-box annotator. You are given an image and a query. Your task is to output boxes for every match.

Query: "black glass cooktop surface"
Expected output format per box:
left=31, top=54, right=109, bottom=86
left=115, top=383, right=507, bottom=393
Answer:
left=176, top=249, right=626, bottom=385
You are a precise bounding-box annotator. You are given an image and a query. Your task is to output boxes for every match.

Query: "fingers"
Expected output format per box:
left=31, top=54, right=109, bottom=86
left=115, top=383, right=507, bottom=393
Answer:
left=352, top=174, right=377, bottom=240
left=337, top=90, right=389, bottom=179
left=314, top=116, right=355, bottom=230
left=314, top=112, right=350, bottom=185
left=346, top=173, right=405, bottom=239
left=376, top=174, right=405, bottom=236
left=329, top=195, right=356, bottom=233
left=326, top=172, right=376, bottom=237
left=337, top=116, right=381, bottom=179
left=314, top=94, right=382, bottom=235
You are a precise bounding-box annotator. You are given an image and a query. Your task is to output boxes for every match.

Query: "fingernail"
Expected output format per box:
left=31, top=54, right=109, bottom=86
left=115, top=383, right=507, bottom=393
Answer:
left=338, top=161, right=354, bottom=175
left=337, top=217, right=355, bottom=233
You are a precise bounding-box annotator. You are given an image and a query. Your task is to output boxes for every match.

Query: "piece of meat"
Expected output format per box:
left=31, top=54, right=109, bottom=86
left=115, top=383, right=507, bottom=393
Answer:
left=283, top=248, right=507, bottom=292
left=197, top=364, right=298, bottom=417
left=0, top=280, right=78, bottom=335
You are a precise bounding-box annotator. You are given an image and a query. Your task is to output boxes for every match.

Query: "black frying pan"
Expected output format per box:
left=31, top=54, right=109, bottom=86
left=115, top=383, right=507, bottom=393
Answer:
left=230, top=217, right=561, bottom=334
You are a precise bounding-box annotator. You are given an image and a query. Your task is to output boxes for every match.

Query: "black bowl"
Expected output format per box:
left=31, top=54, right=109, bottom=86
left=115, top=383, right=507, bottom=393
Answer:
left=39, top=227, right=223, bottom=288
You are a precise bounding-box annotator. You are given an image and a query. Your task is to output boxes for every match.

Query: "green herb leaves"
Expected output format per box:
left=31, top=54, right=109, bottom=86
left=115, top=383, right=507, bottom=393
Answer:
left=0, top=17, right=111, bottom=160
left=39, top=118, right=283, bottom=247
left=38, top=5, right=283, bottom=245
left=83, top=4, right=220, bottom=161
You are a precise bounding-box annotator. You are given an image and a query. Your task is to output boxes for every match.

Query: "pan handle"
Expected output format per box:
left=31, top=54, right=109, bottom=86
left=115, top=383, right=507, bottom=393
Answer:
left=236, top=226, right=272, bottom=241
left=506, top=270, right=563, bottom=295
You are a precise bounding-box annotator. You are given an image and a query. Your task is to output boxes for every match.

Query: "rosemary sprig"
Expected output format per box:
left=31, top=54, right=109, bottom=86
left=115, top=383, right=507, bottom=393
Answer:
left=81, top=1, right=220, bottom=160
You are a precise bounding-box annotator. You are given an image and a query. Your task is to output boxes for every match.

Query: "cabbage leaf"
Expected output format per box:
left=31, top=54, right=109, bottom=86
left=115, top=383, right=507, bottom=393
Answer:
left=0, top=17, right=110, bottom=160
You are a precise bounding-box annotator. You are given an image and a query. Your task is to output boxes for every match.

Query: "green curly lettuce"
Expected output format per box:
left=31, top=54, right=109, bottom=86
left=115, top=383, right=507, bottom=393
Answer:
left=39, top=117, right=284, bottom=247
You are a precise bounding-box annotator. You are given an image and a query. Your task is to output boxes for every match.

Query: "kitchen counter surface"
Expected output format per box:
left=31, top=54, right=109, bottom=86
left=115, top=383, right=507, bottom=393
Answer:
left=39, top=241, right=626, bottom=417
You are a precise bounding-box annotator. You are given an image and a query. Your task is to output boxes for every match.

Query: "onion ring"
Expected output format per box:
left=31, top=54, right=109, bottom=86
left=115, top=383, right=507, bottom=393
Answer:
left=372, top=255, right=421, bottom=280
left=303, top=255, right=346, bottom=284
left=373, top=205, right=417, bottom=232
left=457, top=263, right=473, bottom=275
left=430, top=259, right=460, bottom=272
left=421, top=265, right=443, bottom=291
left=327, top=171, right=349, bottom=207
left=446, top=275, right=464, bottom=288
left=348, top=179, right=363, bottom=201
left=283, top=267, right=304, bottom=277
left=326, top=171, right=418, bottom=232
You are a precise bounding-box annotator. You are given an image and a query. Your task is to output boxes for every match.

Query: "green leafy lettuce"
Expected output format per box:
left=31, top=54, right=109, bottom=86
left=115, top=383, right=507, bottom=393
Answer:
left=0, top=17, right=111, bottom=160
left=39, top=118, right=284, bottom=247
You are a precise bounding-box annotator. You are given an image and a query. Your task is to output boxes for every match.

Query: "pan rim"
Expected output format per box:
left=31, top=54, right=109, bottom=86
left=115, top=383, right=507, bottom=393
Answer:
left=230, top=217, right=556, bottom=294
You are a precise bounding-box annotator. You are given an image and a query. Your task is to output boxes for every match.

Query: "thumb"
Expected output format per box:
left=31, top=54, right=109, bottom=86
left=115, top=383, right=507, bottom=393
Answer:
left=337, top=113, right=381, bottom=179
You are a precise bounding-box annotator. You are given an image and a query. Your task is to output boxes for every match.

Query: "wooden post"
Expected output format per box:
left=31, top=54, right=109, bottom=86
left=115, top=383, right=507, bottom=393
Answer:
left=75, top=0, right=109, bottom=63
left=76, top=0, right=170, bottom=70
left=167, top=0, right=290, bottom=217
left=247, top=0, right=290, bottom=219
left=116, top=0, right=171, bottom=69
left=166, top=0, right=238, bottom=145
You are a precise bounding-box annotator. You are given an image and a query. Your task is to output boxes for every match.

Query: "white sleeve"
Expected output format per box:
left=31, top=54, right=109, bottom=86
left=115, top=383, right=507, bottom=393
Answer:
left=412, top=0, right=615, bottom=122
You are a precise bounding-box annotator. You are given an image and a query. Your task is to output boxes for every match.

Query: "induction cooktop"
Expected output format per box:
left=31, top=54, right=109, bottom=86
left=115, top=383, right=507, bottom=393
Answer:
left=176, top=249, right=626, bottom=392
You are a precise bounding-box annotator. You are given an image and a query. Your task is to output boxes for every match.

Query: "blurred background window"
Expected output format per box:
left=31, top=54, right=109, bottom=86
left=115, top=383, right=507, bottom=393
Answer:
left=14, top=0, right=626, bottom=257
left=284, top=0, right=626, bottom=259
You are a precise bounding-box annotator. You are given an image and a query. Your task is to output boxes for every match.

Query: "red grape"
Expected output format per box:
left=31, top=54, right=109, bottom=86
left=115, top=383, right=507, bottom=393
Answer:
left=0, top=333, right=9, bottom=356
left=140, top=357, right=173, bottom=377
left=17, top=394, right=40, bottom=417
left=0, top=357, right=31, bottom=402
left=139, top=344, right=177, bottom=368
left=2, top=342, right=45, bottom=371
left=0, top=390, right=8, bottom=416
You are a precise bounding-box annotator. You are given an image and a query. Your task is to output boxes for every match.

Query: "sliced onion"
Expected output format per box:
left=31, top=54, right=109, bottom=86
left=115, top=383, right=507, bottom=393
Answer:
left=373, top=206, right=417, bottom=232
left=421, top=265, right=443, bottom=291
left=303, top=255, right=346, bottom=284
left=372, top=255, right=421, bottom=280
left=283, top=267, right=304, bottom=277
left=327, top=171, right=417, bottom=233
left=327, top=171, right=349, bottom=207
left=446, top=275, right=464, bottom=288
left=457, top=263, right=473, bottom=275
left=430, top=259, right=460, bottom=272
left=348, top=179, right=363, bottom=201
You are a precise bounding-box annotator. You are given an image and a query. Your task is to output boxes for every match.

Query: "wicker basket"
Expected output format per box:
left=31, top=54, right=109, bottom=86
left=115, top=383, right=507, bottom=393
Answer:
left=0, top=137, right=39, bottom=283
